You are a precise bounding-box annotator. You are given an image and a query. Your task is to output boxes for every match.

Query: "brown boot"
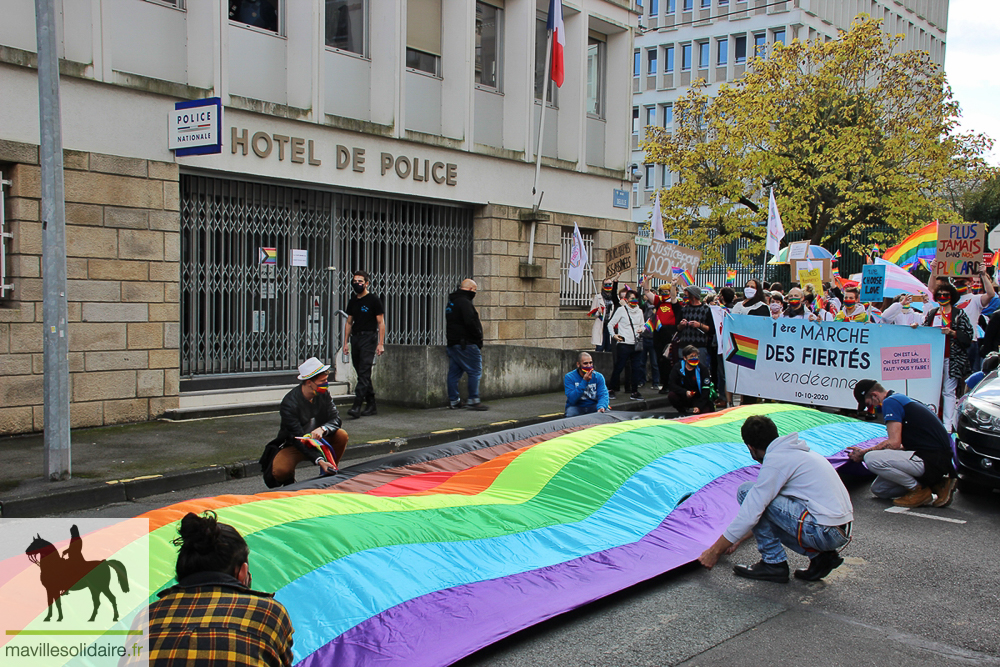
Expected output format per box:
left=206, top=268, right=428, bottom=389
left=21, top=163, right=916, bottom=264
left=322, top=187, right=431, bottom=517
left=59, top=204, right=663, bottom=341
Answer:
left=931, top=477, right=957, bottom=508
left=893, top=485, right=932, bottom=508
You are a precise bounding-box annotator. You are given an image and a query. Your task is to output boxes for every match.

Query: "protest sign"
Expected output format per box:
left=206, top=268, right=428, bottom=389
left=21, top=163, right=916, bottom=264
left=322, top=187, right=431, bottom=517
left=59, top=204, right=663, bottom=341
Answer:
left=790, top=258, right=831, bottom=281
left=934, top=222, right=984, bottom=279
left=722, top=315, right=944, bottom=411
left=787, top=241, right=811, bottom=262
left=797, top=266, right=823, bottom=296
left=605, top=240, right=635, bottom=279
left=860, top=264, right=886, bottom=302
left=645, top=239, right=702, bottom=280
left=708, top=305, right=727, bottom=349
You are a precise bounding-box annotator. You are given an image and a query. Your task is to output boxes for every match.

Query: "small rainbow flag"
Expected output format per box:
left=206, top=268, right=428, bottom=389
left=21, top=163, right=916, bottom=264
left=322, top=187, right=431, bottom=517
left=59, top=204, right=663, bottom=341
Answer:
left=871, top=243, right=881, bottom=256
left=725, top=269, right=737, bottom=286
left=259, top=247, right=277, bottom=265
left=727, top=333, right=759, bottom=370
left=833, top=249, right=841, bottom=261
left=705, top=281, right=716, bottom=292
left=991, top=251, right=1000, bottom=271
left=672, top=267, right=694, bottom=286
left=882, top=221, right=937, bottom=271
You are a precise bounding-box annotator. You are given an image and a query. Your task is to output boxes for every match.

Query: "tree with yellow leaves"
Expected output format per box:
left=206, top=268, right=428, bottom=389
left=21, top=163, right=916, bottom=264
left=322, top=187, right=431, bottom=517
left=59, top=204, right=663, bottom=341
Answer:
left=642, top=15, right=995, bottom=267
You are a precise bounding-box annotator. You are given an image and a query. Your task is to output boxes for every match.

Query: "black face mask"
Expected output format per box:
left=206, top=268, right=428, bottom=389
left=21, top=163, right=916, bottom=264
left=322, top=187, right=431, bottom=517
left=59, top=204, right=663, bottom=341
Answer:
left=352, top=283, right=365, bottom=295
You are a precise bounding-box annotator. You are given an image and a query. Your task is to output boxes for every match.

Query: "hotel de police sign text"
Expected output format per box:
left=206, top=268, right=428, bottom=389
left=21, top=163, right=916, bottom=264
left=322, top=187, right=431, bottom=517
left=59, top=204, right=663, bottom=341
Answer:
left=231, top=127, right=458, bottom=186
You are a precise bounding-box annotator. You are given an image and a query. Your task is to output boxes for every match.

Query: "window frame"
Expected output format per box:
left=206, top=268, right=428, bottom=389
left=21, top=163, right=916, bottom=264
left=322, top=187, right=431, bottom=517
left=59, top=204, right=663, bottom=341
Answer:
left=559, top=227, right=597, bottom=308
left=683, top=0, right=693, bottom=11
left=475, top=1, right=504, bottom=91
left=586, top=35, right=607, bottom=119
left=734, top=35, right=747, bottom=63
left=632, top=107, right=640, bottom=135
left=644, top=164, right=655, bottom=191
left=681, top=43, right=692, bottom=71
left=666, top=0, right=676, bottom=13
left=773, top=28, right=786, bottom=46
left=698, top=41, right=710, bottom=69
left=534, top=15, right=559, bottom=106
left=229, top=0, right=283, bottom=36
left=665, top=45, right=675, bottom=72
left=634, top=50, right=641, bottom=77
left=647, top=48, right=658, bottom=75
left=717, top=37, right=728, bottom=65
left=754, top=32, right=766, bottom=58
left=662, top=102, right=673, bottom=127
left=645, top=105, right=656, bottom=128
left=145, top=0, right=185, bottom=9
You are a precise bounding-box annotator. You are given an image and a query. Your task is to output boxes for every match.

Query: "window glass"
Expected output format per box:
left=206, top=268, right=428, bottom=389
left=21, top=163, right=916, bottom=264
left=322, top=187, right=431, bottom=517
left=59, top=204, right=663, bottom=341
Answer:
left=646, top=106, right=656, bottom=126
left=773, top=29, right=785, bottom=46
left=650, top=0, right=659, bottom=14
left=663, top=103, right=673, bottom=126
left=634, top=51, right=641, bottom=77
left=406, top=49, right=439, bottom=74
left=683, top=0, right=693, bottom=10
left=325, top=0, right=365, bottom=55
left=475, top=3, right=502, bottom=89
left=648, top=49, right=658, bottom=75
left=717, top=38, right=728, bottom=65
left=645, top=164, right=654, bottom=190
left=701, top=0, right=710, bottom=7
left=682, top=43, right=692, bottom=70
left=586, top=37, right=605, bottom=118
left=407, top=0, right=441, bottom=73
left=662, top=168, right=672, bottom=188
left=229, top=0, right=279, bottom=33
left=633, top=107, right=640, bottom=134
left=698, top=41, right=709, bottom=68
left=534, top=18, right=558, bottom=103
left=665, top=46, right=674, bottom=72
left=666, top=0, right=676, bottom=12
left=734, top=35, right=746, bottom=63
left=754, top=32, right=766, bottom=57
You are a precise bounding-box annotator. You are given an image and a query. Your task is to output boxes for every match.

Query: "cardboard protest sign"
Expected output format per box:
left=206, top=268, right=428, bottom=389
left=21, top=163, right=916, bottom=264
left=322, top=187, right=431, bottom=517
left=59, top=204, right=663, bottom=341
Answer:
left=644, top=239, right=702, bottom=280
left=787, top=241, right=811, bottom=262
left=934, top=222, right=984, bottom=279
left=860, top=264, right=886, bottom=302
left=797, top=266, right=824, bottom=296
left=605, top=240, right=635, bottom=279
left=790, top=258, right=832, bottom=282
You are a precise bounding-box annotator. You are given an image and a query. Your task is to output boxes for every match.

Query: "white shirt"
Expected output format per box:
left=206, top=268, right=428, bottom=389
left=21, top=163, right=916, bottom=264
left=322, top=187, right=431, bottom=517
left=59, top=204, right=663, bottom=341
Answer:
left=881, top=302, right=923, bottom=326
left=607, top=304, right=645, bottom=345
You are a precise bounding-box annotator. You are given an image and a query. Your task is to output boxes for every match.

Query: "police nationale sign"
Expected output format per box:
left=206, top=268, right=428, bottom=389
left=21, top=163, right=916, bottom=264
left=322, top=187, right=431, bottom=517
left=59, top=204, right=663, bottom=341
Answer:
left=168, top=98, right=223, bottom=156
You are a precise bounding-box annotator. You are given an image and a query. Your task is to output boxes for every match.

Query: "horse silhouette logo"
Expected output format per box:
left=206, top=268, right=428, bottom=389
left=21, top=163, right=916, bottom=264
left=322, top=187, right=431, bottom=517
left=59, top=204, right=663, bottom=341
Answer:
left=25, top=524, right=130, bottom=622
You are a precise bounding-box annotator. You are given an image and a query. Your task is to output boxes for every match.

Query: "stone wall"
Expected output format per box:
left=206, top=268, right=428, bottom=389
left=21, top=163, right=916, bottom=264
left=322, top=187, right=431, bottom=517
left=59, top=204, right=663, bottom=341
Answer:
left=0, top=139, right=180, bottom=434
left=473, top=204, right=636, bottom=351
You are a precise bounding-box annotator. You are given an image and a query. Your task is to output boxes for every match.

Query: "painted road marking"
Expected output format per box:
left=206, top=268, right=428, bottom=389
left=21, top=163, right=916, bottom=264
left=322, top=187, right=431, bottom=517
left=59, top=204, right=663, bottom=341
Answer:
left=884, top=506, right=967, bottom=524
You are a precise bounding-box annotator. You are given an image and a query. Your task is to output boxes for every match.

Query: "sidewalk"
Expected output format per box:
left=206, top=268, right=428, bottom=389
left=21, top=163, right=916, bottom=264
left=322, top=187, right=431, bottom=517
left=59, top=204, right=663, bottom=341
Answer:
left=0, top=391, right=676, bottom=517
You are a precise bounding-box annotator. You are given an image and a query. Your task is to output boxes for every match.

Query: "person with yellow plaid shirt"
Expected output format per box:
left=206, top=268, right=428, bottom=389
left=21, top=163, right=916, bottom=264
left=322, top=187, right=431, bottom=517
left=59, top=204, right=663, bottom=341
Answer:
left=143, top=512, right=294, bottom=667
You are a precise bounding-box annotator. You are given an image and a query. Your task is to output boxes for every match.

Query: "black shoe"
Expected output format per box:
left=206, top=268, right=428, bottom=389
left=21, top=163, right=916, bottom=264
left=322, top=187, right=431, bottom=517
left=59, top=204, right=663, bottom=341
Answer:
left=360, top=397, right=377, bottom=416
left=630, top=392, right=643, bottom=401
left=467, top=402, right=489, bottom=411
left=347, top=399, right=363, bottom=419
left=448, top=400, right=465, bottom=409
left=733, top=560, right=789, bottom=583
left=608, top=390, right=616, bottom=400
left=659, top=388, right=668, bottom=395
left=793, top=551, right=843, bottom=581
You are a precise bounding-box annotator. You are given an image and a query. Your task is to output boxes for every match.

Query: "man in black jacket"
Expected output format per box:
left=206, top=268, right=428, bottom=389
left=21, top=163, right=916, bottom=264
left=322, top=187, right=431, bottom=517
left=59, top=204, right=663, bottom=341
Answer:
left=446, top=279, right=488, bottom=410
left=262, top=357, right=348, bottom=487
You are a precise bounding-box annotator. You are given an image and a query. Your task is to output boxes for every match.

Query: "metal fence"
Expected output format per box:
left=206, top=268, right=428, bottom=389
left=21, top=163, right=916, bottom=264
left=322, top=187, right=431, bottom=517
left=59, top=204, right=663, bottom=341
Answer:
left=180, top=175, right=473, bottom=379
left=0, top=172, right=12, bottom=298
left=559, top=227, right=596, bottom=307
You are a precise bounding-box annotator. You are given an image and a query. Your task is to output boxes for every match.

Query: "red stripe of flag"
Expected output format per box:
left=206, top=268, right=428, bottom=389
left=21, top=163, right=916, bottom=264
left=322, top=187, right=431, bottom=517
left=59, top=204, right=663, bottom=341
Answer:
left=547, top=0, right=565, bottom=88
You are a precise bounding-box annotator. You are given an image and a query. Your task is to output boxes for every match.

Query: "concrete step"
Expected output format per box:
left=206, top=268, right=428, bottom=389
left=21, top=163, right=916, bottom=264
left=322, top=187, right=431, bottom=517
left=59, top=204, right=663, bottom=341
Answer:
left=164, top=382, right=352, bottom=421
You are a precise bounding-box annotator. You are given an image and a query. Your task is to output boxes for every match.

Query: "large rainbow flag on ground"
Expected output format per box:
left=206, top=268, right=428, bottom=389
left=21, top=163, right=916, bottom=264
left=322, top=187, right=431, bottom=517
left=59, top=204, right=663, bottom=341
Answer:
left=6, top=406, right=883, bottom=667
left=881, top=221, right=937, bottom=271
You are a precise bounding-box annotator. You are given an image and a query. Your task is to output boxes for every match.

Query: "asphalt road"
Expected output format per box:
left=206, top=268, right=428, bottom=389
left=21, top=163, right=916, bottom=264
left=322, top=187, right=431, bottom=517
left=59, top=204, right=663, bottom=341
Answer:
left=48, top=472, right=1000, bottom=666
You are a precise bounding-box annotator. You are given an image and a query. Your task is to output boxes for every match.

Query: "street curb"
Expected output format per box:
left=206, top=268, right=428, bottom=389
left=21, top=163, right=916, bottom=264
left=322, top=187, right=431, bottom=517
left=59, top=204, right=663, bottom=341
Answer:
left=0, top=397, right=673, bottom=517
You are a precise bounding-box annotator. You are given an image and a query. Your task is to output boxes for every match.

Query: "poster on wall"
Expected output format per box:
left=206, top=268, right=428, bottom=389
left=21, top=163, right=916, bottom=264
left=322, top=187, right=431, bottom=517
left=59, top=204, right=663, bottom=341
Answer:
left=721, top=314, right=944, bottom=412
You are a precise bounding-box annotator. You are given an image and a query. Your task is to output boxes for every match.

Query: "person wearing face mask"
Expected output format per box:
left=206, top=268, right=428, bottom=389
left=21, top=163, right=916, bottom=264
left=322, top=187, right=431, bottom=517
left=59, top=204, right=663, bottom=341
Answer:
left=782, top=287, right=808, bottom=319
left=731, top=280, right=769, bottom=317
left=834, top=287, right=869, bottom=322
left=803, top=287, right=834, bottom=321
left=592, top=274, right=621, bottom=352
left=606, top=289, right=647, bottom=401
left=698, top=415, right=854, bottom=583
left=446, top=279, right=489, bottom=410
left=924, top=282, right=973, bottom=431
left=667, top=346, right=715, bottom=415
left=677, top=286, right=714, bottom=376
left=881, top=294, right=923, bottom=327
left=261, top=357, right=347, bottom=487
left=768, top=292, right=785, bottom=319
left=948, top=271, right=997, bottom=372
left=343, top=270, right=386, bottom=418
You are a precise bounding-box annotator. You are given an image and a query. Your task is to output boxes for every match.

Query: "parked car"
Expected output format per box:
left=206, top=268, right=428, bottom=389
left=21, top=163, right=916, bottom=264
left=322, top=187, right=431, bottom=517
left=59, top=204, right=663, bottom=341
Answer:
left=956, top=370, right=1000, bottom=493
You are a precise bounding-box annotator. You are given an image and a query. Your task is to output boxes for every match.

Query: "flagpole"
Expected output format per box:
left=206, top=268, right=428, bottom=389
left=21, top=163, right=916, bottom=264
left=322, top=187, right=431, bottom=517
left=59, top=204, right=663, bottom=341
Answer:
left=531, top=28, right=553, bottom=211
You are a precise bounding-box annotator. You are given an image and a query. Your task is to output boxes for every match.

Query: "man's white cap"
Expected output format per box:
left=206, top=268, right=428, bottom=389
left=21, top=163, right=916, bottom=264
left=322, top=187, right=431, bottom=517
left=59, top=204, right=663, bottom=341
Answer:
left=297, top=357, right=331, bottom=381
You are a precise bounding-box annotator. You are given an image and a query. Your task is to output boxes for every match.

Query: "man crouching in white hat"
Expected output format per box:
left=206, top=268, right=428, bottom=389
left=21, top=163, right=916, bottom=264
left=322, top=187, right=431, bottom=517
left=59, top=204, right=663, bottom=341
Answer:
left=261, top=357, right=348, bottom=487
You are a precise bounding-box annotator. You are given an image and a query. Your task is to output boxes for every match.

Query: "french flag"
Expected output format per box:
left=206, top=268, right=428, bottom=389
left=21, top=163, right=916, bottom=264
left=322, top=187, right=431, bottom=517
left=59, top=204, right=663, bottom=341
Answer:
left=547, top=0, right=565, bottom=88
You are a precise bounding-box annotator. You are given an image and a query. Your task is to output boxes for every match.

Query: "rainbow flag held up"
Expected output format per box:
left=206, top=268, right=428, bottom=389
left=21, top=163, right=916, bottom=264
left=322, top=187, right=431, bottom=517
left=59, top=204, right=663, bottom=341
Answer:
left=833, top=249, right=842, bottom=261
left=726, top=333, right=759, bottom=370
left=725, top=269, right=737, bottom=286
left=705, top=281, right=716, bottom=292
left=871, top=243, right=881, bottom=256
left=882, top=221, right=937, bottom=271
left=673, top=267, right=694, bottom=286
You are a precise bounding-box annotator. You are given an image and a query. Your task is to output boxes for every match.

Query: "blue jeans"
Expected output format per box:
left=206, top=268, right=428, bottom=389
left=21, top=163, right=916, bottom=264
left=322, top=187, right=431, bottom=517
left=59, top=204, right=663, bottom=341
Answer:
left=565, top=404, right=599, bottom=418
left=447, top=345, right=483, bottom=405
left=736, top=482, right=850, bottom=564
left=609, top=343, right=642, bottom=392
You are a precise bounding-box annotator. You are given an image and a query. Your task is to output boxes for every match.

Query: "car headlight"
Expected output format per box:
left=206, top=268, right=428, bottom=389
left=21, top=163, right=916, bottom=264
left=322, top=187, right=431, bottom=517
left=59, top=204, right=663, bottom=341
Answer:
left=963, top=398, right=1000, bottom=433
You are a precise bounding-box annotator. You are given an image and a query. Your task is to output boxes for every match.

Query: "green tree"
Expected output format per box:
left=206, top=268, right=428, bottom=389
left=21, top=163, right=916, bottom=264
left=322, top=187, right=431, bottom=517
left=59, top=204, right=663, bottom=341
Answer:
left=643, top=16, right=995, bottom=267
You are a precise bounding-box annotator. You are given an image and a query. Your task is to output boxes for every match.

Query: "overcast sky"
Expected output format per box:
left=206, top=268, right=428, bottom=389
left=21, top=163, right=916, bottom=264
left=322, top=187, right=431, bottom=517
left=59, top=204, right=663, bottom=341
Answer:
left=945, top=0, right=1000, bottom=164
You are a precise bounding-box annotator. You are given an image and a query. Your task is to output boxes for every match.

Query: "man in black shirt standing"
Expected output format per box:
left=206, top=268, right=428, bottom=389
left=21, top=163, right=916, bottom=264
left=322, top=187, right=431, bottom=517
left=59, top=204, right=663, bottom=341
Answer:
left=343, top=270, right=386, bottom=418
left=445, top=278, right=488, bottom=410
